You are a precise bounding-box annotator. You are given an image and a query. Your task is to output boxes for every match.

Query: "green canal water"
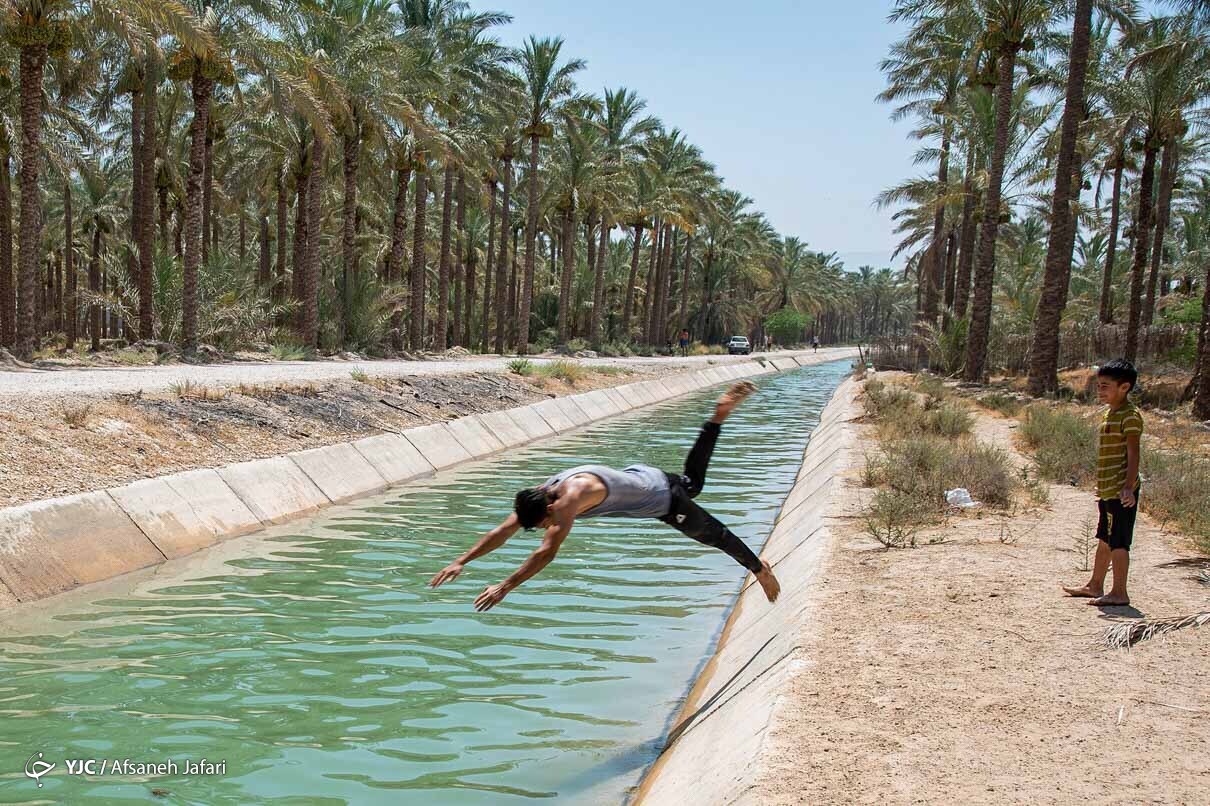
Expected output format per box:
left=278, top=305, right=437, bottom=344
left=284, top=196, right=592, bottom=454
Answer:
left=0, top=360, right=849, bottom=804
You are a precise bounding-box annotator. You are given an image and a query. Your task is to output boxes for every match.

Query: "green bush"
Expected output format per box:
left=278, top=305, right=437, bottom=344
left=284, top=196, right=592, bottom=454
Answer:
left=1019, top=404, right=1097, bottom=484
left=508, top=358, right=533, bottom=376
left=598, top=340, right=634, bottom=358
left=764, top=307, right=811, bottom=345
left=538, top=359, right=585, bottom=384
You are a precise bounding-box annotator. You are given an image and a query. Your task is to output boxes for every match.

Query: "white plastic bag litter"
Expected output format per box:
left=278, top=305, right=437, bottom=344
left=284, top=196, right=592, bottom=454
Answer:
left=945, top=488, right=980, bottom=508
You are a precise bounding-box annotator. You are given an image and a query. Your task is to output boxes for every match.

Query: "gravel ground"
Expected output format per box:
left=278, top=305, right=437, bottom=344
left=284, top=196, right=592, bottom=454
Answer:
left=0, top=347, right=855, bottom=398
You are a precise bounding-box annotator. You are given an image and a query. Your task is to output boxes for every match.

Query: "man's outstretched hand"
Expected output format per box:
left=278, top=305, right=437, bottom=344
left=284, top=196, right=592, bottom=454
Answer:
left=474, top=582, right=512, bottom=612
left=429, top=562, right=464, bottom=588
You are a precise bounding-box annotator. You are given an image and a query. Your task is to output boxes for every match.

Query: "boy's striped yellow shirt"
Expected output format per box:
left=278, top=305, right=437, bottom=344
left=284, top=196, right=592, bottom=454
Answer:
left=1097, top=402, right=1143, bottom=500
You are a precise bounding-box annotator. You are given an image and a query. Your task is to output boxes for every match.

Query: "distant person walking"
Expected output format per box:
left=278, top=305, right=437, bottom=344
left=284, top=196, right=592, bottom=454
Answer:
left=765, top=334, right=773, bottom=352
left=679, top=329, right=690, bottom=357
left=812, top=337, right=819, bottom=353
left=430, top=382, right=781, bottom=611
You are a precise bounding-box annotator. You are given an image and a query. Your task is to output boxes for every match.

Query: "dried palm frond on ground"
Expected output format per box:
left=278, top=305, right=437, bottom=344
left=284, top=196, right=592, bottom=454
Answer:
left=1102, top=612, right=1210, bottom=649
left=1199, top=569, right=1209, bottom=587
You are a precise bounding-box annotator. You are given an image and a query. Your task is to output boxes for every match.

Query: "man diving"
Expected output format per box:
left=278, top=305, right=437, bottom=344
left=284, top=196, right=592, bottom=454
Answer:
left=429, top=381, right=782, bottom=611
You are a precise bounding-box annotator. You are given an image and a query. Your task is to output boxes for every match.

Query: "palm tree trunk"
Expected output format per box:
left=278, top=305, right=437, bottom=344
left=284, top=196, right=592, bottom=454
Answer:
left=258, top=213, right=271, bottom=287
left=64, top=183, right=75, bottom=349
left=1124, top=143, right=1158, bottom=363
left=942, top=232, right=957, bottom=322
left=130, top=83, right=145, bottom=341
left=456, top=171, right=468, bottom=347
left=482, top=178, right=496, bottom=352
left=1099, top=158, right=1124, bottom=323
left=409, top=162, right=428, bottom=350
left=15, top=44, right=47, bottom=359
left=202, top=131, right=213, bottom=268
left=435, top=162, right=454, bottom=351
left=590, top=219, right=609, bottom=345
left=920, top=124, right=951, bottom=365
left=963, top=45, right=1018, bottom=383
left=1190, top=256, right=1210, bottom=417
left=622, top=224, right=644, bottom=338
left=953, top=144, right=978, bottom=320
left=384, top=165, right=410, bottom=352
left=291, top=161, right=308, bottom=309
left=1143, top=138, right=1177, bottom=334
left=341, top=120, right=360, bottom=343
left=183, top=67, right=213, bottom=353
left=642, top=220, right=661, bottom=343
left=494, top=158, right=512, bottom=354
left=699, top=246, right=714, bottom=341
left=0, top=151, right=12, bottom=349
left=679, top=234, right=693, bottom=331
left=518, top=134, right=541, bottom=354
left=582, top=211, right=596, bottom=340
left=1026, top=0, right=1093, bottom=394
left=299, top=136, right=324, bottom=349
left=89, top=228, right=101, bottom=352
left=139, top=59, right=157, bottom=341
left=658, top=227, right=676, bottom=344
left=275, top=169, right=288, bottom=305
left=557, top=206, right=574, bottom=343
left=158, top=175, right=169, bottom=251
left=509, top=226, right=520, bottom=343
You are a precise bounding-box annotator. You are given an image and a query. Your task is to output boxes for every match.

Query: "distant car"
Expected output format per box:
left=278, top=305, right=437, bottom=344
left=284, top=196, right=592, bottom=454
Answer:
left=727, top=336, right=751, bottom=355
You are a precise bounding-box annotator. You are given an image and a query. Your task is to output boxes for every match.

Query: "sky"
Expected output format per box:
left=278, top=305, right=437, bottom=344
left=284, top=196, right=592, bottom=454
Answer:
left=489, top=0, right=915, bottom=271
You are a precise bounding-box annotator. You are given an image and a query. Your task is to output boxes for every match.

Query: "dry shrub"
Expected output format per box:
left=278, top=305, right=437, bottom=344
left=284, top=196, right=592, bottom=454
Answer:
left=62, top=402, right=94, bottom=428
left=1019, top=404, right=1096, bottom=485
left=169, top=379, right=228, bottom=401
left=1140, top=447, right=1210, bottom=553
left=865, top=434, right=1015, bottom=510
left=863, top=489, right=927, bottom=549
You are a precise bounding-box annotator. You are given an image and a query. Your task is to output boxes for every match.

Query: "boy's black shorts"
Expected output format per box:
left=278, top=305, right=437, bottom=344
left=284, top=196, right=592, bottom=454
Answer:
left=1096, top=488, right=1140, bottom=551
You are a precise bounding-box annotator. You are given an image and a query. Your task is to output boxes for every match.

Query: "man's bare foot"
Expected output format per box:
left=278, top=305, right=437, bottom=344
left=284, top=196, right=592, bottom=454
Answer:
left=713, top=381, right=757, bottom=422
left=755, top=561, right=780, bottom=603
left=1062, top=584, right=1103, bottom=598
left=1089, top=593, right=1130, bottom=607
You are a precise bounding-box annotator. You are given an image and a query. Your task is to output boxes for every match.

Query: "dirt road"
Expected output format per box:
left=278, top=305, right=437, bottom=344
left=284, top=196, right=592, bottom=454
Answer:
left=0, top=347, right=856, bottom=398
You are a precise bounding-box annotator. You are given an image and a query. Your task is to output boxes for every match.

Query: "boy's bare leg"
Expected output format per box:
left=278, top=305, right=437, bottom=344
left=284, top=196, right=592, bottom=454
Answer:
left=1090, top=550, right=1130, bottom=606
left=1063, top=539, right=1110, bottom=597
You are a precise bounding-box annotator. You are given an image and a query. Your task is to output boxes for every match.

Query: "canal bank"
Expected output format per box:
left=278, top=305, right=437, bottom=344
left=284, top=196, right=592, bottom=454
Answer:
left=635, top=375, right=861, bottom=804
left=0, top=350, right=855, bottom=608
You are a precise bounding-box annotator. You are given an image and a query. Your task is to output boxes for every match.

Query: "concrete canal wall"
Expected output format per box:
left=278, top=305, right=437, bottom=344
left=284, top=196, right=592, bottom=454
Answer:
left=0, top=352, right=855, bottom=607
left=635, top=376, right=861, bottom=805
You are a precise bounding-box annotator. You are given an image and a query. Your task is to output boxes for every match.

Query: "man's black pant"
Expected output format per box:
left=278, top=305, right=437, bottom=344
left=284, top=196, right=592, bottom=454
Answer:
left=659, top=421, right=763, bottom=573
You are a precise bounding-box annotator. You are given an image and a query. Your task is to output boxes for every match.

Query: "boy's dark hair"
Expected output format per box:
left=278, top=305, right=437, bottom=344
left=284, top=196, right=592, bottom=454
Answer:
left=1098, top=358, right=1137, bottom=391
left=514, top=487, right=551, bottom=529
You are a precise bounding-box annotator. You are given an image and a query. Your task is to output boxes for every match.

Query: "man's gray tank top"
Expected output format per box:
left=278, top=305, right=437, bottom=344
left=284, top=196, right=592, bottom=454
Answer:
left=543, top=464, right=671, bottom=519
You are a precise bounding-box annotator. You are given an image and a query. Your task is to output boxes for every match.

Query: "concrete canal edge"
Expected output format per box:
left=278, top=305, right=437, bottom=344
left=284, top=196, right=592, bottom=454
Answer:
left=0, top=351, right=856, bottom=607
left=634, top=375, right=862, bottom=805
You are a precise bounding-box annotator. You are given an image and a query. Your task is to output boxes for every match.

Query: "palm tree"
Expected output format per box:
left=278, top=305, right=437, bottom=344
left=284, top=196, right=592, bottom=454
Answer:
left=1027, top=0, right=1135, bottom=395
left=513, top=35, right=584, bottom=354
left=962, top=0, right=1056, bottom=382
left=882, top=2, right=972, bottom=364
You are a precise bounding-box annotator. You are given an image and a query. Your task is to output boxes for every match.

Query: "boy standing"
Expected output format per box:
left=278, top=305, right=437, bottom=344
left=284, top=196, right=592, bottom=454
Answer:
left=1063, top=359, right=1143, bottom=607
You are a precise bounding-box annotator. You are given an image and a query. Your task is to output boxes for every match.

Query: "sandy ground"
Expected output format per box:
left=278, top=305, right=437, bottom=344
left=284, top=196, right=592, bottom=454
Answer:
left=0, top=346, right=853, bottom=397
left=753, top=391, right=1210, bottom=805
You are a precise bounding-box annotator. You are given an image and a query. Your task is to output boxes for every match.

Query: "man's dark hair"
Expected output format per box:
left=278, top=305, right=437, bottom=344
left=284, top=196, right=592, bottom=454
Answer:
left=1098, top=358, right=1137, bottom=391
left=514, top=487, right=551, bottom=530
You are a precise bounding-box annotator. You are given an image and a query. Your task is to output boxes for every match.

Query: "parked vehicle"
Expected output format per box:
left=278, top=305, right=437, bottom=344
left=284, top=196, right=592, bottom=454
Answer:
left=727, top=336, right=751, bottom=355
